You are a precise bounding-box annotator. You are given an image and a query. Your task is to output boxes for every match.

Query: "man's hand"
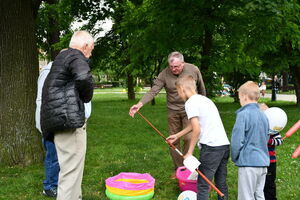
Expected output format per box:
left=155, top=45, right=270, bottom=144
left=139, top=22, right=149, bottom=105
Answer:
left=129, top=102, right=143, bottom=117
left=166, top=135, right=178, bottom=144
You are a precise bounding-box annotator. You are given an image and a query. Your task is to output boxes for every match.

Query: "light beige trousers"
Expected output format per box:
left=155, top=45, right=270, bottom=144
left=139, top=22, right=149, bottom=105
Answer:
left=54, top=123, right=87, bottom=200
left=167, top=111, right=191, bottom=170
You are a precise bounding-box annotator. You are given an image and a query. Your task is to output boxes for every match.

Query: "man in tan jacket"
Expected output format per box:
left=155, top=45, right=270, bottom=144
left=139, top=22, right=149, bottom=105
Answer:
left=129, top=51, right=206, bottom=178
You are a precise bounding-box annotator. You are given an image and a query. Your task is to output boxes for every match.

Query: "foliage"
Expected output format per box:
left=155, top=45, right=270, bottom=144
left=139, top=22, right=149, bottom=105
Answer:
left=93, top=0, right=300, bottom=99
left=241, top=0, right=300, bottom=72
left=36, top=0, right=105, bottom=60
left=35, top=0, right=300, bottom=102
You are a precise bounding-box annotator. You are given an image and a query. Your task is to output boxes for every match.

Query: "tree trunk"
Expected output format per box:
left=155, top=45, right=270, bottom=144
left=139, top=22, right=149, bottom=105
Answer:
left=150, top=58, right=162, bottom=105
left=47, top=0, right=60, bottom=60
left=232, top=71, right=241, bottom=103
left=48, top=19, right=60, bottom=60
left=0, top=0, right=44, bottom=166
left=200, top=26, right=213, bottom=97
left=283, top=41, right=299, bottom=106
left=200, top=27, right=213, bottom=72
left=150, top=83, right=156, bottom=105
left=271, top=74, right=277, bottom=101
left=127, top=73, right=135, bottom=100
left=290, top=65, right=300, bottom=106
left=281, top=71, right=289, bottom=92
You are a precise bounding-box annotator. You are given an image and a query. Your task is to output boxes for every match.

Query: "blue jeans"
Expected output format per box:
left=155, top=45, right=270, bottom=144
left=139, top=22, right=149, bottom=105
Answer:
left=42, top=139, right=60, bottom=190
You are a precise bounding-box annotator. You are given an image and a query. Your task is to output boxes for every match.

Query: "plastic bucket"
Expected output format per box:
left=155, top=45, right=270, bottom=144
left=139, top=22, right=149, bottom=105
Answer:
left=176, top=166, right=197, bottom=192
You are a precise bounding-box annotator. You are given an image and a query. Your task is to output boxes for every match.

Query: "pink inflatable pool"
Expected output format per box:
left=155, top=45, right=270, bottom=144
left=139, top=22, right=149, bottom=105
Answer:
left=105, top=172, right=155, bottom=196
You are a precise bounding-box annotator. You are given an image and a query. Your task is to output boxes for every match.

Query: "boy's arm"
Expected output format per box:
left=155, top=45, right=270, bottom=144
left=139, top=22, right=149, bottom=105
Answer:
left=166, top=122, right=192, bottom=143
left=268, top=132, right=283, bottom=146
left=231, top=113, right=246, bottom=163
left=184, top=117, right=200, bottom=158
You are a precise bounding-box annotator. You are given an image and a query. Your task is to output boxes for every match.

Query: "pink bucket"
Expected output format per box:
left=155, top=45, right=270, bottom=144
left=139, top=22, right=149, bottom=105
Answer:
left=176, top=166, right=197, bottom=192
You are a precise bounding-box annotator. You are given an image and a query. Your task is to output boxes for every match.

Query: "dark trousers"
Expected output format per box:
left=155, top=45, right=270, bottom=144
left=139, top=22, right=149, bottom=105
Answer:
left=197, top=144, right=229, bottom=200
left=264, top=162, right=277, bottom=200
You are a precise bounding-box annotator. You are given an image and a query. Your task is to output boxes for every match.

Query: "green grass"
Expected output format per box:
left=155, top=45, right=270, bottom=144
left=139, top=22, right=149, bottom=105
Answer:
left=94, top=87, right=126, bottom=92
left=0, top=94, right=299, bottom=200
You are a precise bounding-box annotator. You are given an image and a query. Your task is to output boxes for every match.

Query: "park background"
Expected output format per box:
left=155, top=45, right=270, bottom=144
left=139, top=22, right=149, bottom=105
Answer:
left=0, top=0, right=300, bottom=199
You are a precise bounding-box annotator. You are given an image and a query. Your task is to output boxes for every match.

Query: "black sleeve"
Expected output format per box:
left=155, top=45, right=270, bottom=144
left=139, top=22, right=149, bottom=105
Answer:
left=69, top=58, right=94, bottom=102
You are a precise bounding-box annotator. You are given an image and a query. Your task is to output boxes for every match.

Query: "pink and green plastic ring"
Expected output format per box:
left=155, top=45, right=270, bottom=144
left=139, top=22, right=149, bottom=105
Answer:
left=105, top=189, right=154, bottom=200
left=105, top=172, right=155, bottom=196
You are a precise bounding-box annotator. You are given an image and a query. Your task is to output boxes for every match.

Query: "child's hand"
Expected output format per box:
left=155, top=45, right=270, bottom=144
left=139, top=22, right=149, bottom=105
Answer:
left=166, top=135, right=178, bottom=144
left=183, top=152, right=193, bottom=160
left=259, top=103, right=269, bottom=111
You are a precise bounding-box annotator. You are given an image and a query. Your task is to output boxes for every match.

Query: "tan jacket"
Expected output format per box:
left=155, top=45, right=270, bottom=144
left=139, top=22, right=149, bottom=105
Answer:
left=140, top=63, right=206, bottom=112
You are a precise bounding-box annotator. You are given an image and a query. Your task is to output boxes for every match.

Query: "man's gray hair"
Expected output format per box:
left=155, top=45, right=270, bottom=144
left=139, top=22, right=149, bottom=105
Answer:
left=69, top=30, right=94, bottom=48
left=168, top=51, right=184, bottom=63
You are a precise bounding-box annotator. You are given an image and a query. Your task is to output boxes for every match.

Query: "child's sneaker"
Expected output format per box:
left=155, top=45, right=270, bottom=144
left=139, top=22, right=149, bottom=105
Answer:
left=43, top=188, right=57, bottom=197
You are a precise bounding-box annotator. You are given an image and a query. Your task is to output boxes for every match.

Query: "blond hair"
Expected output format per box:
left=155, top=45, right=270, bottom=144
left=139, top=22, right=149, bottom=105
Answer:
left=175, top=75, right=196, bottom=92
left=238, top=81, right=260, bottom=101
left=69, top=30, right=94, bottom=48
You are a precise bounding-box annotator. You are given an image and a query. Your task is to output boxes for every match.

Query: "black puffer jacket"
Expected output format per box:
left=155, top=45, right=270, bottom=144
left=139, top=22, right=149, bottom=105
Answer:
left=41, top=48, right=93, bottom=140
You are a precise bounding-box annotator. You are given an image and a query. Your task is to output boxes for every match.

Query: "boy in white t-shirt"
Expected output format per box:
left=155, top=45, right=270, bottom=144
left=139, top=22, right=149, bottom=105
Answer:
left=167, top=75, right=230, bottom=200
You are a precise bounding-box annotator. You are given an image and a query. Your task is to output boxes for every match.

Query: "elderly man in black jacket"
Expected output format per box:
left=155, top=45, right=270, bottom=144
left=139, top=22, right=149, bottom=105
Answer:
left=41, top=30, right=94, bottom=200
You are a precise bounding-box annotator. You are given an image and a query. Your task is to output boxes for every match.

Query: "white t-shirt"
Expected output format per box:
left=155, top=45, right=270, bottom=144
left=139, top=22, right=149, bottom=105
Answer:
left=185, top=94, right=230, bottom=147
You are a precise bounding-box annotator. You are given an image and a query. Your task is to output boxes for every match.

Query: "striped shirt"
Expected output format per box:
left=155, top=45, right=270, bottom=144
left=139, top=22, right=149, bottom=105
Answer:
left=268, top=131, right=283, bottom=163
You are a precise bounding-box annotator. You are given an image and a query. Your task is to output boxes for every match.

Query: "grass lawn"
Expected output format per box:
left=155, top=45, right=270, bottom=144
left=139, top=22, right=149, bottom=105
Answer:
left=0, top=93, right=299, bottom=200
left=94, top=87, right=126, bottom=92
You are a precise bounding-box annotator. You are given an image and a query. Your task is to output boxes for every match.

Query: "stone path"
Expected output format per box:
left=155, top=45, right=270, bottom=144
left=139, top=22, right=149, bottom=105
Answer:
left=263, top=94, right=296, bottom=102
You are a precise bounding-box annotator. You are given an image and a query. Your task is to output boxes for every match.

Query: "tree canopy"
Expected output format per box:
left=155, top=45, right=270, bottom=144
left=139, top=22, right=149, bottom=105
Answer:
left=36, top=0, right=300, bottom=103
left=92, top=0, right=299, bottom=104
left=0, top=0, right=299, bottom=166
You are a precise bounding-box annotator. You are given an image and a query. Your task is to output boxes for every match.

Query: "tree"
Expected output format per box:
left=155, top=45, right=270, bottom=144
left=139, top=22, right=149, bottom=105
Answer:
left=242, top=0, right=300, bottom=105
left=116, top=0, right=249, bottom=97
left=0, top=0, right=44, bottom=166
left=91, top=0, right=139, bottom=100
left=36, top=0, right=104, bottom=60
left=36, top=0, right=61, bottom=60
left=0, top=0, right=106, bottom=166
